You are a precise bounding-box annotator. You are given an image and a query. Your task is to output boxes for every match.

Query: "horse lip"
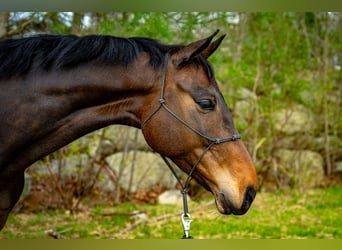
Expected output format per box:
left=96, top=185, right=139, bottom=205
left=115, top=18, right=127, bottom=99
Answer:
left=217, top=191, right=234, bottom=214
left=191, top=174, right=233, bottom=214
left=215, top=194, right=232, bottom=215
left=217, top=191, right=249, bottom=215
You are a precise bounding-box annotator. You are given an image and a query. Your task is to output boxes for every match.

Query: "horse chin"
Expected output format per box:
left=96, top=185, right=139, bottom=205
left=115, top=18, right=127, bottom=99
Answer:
left=214, top=189, right=254, bottom=216
left=214, top=193, right=236, bottom=215
left=192, top=177, right=232, bottom=215
left=215, top=192, right=247, bottom=215
left=215, top=199, right=232, bottom=215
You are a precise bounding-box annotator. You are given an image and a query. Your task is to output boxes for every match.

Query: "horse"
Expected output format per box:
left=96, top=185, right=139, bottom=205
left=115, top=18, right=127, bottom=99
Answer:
left=0, top=30, right=257, bottom=231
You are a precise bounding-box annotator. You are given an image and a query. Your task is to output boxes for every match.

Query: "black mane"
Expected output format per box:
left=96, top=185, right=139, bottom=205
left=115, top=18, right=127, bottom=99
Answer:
left=0, top=34, right=214, bottom=80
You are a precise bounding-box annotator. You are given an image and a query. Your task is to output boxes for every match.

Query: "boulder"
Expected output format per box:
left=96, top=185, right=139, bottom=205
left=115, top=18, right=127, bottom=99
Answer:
left=158, top=189, right=196, bottom=207
left=273, top=104, right=316, bottom=134
left=103, top=126, right=151, bottom=152
left=105, top=151, right=178, bottom=192
left=158, top=189, right=191, bottom=205
left=29, top=153, right=90, bottom=176
left=236, top=87, right=257, bottom=100
left=234, top=100, right=252, bottom=129
left=274, top=149, right=324, bottom=189
left=19, top=173, right=32, bottom=202
left=334, top=161, right=342, bottom=179
left=75, top=125, right=152, bottom=158
left=233, top=88, right=257, bottom=129
left=277, top=135, right=342, bottom=153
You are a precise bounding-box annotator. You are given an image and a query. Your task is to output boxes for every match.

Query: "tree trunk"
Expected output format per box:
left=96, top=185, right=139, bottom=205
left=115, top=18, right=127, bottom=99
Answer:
left=71, top=12, right=83, bottom=34
left=0, top=12, right=9, bottom=38
left=322, top=13, right=332, bottom=176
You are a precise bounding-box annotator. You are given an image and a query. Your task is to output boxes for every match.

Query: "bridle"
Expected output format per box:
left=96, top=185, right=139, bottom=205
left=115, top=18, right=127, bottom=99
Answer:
left=141, top=53, right=241, bottom=238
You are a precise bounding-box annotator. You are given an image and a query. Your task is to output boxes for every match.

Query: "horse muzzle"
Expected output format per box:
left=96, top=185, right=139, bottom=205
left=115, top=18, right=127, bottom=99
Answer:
left=215, top=186, right=256, bottom=215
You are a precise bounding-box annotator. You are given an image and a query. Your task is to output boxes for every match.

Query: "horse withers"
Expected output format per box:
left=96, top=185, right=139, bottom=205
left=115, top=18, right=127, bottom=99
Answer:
left=0, top=30, right=257, bottom=231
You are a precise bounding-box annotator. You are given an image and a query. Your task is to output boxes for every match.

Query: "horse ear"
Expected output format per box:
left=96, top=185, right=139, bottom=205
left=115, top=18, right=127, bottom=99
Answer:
left=201, top=34, right=226, bottom=59
left=172, top=29, right=220, bottom=66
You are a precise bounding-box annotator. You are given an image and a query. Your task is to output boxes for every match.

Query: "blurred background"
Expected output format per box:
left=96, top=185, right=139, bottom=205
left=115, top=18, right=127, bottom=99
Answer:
left=0, top=12, right=341, bottom=238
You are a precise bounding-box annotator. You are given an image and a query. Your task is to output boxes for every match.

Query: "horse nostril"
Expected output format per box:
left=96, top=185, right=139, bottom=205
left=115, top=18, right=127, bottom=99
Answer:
left=248, top=186, right=256, bottom=200
left=242, top=186, right=256, bottom=212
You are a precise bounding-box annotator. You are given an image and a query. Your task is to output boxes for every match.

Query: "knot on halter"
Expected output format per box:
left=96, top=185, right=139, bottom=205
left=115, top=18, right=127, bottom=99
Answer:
left=180, top=188, right=187, bottom=195
left=231, top=134, right=241, bottom=141
left=213, top=134, right=241, bottom=144
left=214, top=138, right=223, bottom=144
left=159, top=98, right=166, bottom=104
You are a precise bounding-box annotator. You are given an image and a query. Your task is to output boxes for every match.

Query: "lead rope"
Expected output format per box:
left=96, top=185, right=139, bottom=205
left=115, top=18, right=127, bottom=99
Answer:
left=141, top=53, right=241, bottom=239
left=161, top=141, right=215, bottom=239
left=161, top=156, right=192, bottom=239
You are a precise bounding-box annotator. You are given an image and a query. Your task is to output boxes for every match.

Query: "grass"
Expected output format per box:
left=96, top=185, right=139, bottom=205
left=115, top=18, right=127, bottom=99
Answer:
left=1, top=185, right=341, bottom=239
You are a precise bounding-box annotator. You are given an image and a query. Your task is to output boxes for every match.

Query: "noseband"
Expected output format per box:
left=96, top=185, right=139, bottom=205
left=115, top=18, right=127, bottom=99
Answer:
left=141, top=53, right=241, bottom=238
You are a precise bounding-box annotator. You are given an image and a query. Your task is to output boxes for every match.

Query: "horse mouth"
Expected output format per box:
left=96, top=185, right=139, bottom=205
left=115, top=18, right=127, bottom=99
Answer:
left=214, top=187, right=256, bottom=215
left=178, top=161, right=256, bottom=216
left=190, top=175, right=251, bottom=215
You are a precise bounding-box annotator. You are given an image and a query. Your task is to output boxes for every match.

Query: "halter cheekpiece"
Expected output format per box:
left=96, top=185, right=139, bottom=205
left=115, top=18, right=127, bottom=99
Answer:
left=141, top=53, right=241, bottom=239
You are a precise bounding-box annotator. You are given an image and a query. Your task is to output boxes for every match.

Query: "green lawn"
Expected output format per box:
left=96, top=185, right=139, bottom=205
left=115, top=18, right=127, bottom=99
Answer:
left=1, top=186, right=341, bottom=239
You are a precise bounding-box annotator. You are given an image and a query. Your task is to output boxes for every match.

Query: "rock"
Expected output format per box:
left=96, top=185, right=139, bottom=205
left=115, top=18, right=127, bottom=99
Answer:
left=313, top=136, right=342, bottom=153
left=19, top=173, right=32, bottom=202
left=75, top=125, right=152, bottom=159
left=27, top=149, right=181, bottom=196
left=158, top=189, right=191, bottom=205
left=273, top=104, right=316, bottom=134
left=274, top=149, right=324, bottom=189
left=334, top=161, right=342, bottom=179
left=233, top=88, right=257, bottom=129
left=104, top=126, right=151, bottom=152
left=278, top=135, right=342, bottom=152
left=105, top=151, right=178, bottom=192
left=234, top=100, right=252, bottom=129
left=130, top=211, right=148, bottom=221
left=29, top=154, right=90, bottom=176
left=335, top=161, right=342, bottom=172
left=236, top=87, right=257, bottom=100
left=88, top=139, right=116, bottom=158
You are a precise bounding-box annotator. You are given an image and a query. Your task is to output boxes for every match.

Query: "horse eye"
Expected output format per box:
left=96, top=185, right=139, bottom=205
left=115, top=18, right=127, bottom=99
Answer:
left=197, top=99, right=216, bottom=111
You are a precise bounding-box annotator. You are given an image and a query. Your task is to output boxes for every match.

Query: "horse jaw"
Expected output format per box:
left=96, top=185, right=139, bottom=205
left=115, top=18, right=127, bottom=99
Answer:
left=174, top=141, right=257, bottom=216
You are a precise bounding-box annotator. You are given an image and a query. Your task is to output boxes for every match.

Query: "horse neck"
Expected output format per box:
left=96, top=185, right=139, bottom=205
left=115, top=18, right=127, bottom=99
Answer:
left=0, top=53, right=160, bottom=172
left=37, top=55, right=158, bottom=128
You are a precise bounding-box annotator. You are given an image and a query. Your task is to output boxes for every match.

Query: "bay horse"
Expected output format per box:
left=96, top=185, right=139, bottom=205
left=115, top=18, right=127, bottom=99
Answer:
left=0, top=30, right=257, bottom=231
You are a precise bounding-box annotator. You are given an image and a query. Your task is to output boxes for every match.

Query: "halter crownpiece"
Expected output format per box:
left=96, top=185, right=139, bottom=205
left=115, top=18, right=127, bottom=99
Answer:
left=141, top=53, right=241, bottom=239
left=141, top=53, right=241, bottom=143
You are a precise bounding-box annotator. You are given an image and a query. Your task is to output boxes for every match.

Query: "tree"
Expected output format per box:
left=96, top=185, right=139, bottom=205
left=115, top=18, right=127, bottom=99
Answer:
left=0, top=12, right=9, bottom=38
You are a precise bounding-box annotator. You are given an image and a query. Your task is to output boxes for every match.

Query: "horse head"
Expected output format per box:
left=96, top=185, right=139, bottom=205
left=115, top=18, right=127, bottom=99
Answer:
left=141, top=30, right=258, bottom=215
